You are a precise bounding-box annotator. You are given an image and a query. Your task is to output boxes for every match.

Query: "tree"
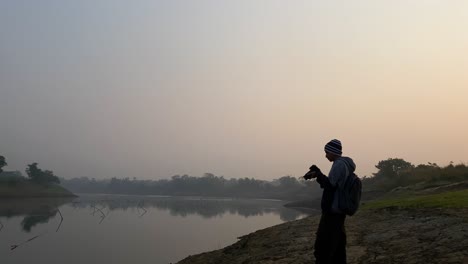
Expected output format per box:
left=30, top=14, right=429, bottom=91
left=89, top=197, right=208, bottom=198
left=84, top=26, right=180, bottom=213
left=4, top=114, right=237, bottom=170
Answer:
left=26, top=163, right=60, bottom=184
left=373, top=158, right=414, bottom=179
left=0, top=155, right=7, bottom=173
left=277, top=176, right=301, bottom=188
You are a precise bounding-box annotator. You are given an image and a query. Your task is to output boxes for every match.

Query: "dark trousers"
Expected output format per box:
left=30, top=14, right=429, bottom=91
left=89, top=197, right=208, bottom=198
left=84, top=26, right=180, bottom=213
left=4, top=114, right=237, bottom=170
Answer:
left=314, top=212, right=347, bottom=264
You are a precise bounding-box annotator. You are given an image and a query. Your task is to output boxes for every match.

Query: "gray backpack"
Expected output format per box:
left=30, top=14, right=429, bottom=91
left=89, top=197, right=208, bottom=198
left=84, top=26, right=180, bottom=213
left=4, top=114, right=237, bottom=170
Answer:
left=339, top=160, right=362, bottom=216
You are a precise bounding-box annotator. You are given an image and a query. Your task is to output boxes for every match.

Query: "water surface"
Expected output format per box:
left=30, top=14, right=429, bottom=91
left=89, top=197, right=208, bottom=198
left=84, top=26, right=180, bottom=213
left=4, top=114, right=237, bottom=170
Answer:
left=0, top=194, right=312, bottom=264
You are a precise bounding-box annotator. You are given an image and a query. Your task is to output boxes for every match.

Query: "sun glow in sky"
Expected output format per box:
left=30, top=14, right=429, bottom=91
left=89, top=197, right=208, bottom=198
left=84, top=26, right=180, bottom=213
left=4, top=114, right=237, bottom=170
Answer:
left=1, top=1, right=467, bottom=180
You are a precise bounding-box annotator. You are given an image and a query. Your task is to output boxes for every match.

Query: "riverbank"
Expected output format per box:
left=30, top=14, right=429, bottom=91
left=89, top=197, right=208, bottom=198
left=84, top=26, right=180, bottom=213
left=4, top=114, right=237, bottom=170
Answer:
left=176, top=208, right=468, bottom=264
left=0, top=182, right=76, bottom=198
left=176, top=190, right=468, bottom=264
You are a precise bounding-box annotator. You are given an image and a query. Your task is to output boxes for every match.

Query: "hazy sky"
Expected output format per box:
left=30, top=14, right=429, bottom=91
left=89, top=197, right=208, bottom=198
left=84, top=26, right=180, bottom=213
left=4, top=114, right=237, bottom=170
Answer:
left=1, top=0, right=467, bottom=180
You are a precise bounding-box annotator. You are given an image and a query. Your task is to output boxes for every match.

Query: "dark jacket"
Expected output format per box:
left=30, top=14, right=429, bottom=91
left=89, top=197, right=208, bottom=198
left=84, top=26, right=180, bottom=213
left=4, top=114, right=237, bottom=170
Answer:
left=316, top=157, right=356, bottom=213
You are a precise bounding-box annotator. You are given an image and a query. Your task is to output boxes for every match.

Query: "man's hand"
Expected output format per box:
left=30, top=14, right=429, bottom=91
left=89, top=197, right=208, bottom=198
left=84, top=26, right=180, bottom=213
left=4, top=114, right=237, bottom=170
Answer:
left=303, top=170, right=317, bottom=180
left=303, top=165, right=322, bottom=180
left=309, top=165, right=321, bottom=173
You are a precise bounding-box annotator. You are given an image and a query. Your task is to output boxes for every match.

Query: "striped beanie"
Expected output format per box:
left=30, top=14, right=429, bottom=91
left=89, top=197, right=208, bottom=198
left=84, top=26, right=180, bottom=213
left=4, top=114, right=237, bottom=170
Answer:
left=324, top=139, right=342, bottom=156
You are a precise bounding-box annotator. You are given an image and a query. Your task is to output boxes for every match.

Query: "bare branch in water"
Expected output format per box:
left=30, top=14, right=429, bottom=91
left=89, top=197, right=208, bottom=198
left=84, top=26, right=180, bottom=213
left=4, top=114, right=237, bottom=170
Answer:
left=137, top=201, right=148, bottom=217
left=139, top=207, right=147, bottom=217
left=91, top=205, right=106, bottom=217
left=96, top=207, right=106, bottom=218
left=91, top=203, right=97, bottom=215
left=91, top=205, right=107, bottom=224
left=56, top=208, right=64, bottom=232
left=11, top=234, right=42, bottom=250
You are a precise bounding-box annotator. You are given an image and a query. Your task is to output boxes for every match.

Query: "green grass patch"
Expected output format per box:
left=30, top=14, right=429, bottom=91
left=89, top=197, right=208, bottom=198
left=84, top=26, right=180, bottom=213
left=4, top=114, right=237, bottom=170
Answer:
left=363, top=189, right=468, bottom=209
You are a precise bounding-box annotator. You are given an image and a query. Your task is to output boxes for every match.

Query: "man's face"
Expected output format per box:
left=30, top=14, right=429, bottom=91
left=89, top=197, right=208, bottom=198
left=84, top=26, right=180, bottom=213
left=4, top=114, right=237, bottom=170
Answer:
left=325, top=151, right=334, bottom=162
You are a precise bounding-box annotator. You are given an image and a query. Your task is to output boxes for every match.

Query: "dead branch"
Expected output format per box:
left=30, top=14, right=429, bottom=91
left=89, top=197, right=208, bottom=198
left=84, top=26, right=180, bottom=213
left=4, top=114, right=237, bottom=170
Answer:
left=10, top=234, right=42, bottom=250
left=56, top=208, right=64, bottom=232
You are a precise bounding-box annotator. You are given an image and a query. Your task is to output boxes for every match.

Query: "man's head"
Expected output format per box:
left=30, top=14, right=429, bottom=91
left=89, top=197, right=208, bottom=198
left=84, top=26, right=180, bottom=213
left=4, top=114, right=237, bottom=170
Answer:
left=324, top=139, right=342, bottom=162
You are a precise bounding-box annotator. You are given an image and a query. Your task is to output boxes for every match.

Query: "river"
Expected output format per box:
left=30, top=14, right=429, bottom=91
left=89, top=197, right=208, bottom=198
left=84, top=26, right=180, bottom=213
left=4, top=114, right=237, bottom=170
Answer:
left=0, top=194, right=312, bottom=264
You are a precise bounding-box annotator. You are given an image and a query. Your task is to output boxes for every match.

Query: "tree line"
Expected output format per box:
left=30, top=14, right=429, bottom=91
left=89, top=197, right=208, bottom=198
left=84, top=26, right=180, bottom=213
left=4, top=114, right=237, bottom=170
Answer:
left=2, top=154, right=467, bottom=199
left=60, top=173, right=322, bottom=200
left=0, top=155, right=60, bottom=186
left=362, top=158, right=468, bottom=191
left=60, top=158, right=468, bottom=199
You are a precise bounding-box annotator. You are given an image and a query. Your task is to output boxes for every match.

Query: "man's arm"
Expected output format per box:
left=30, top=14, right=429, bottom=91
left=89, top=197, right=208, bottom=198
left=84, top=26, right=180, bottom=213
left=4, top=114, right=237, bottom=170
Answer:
left=315, top=171, right=336, bottom=190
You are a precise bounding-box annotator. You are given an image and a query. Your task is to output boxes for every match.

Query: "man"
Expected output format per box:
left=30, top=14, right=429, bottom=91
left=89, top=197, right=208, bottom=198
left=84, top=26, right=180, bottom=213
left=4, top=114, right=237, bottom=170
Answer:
left=304, top=139, right=356, bottom=264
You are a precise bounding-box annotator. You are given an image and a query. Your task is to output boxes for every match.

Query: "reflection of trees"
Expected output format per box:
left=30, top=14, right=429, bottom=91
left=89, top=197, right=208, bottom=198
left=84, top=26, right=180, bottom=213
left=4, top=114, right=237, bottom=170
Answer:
left=0, top=198, right=71, bottom=251
left=21, top=206, right=58, bottom=232
left=0, top=198, right=73, bottom=232
left=0, top=196, right=313, bottom=235
left=73, top=195, right=309, bottom=220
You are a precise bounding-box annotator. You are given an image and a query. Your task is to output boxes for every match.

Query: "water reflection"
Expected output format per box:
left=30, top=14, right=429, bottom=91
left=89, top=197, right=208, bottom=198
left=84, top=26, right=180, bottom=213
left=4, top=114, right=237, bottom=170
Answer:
left=0, top=195, right=317, bottom=233
left=70, top=195, right=314, bottom=222
left=0, top=198, right=72, bottom=250
left=21, top=208, right=58, bottom=232
left=1, top=195, right=317, bottom=263
left=0, top=198, right=72, bottom=233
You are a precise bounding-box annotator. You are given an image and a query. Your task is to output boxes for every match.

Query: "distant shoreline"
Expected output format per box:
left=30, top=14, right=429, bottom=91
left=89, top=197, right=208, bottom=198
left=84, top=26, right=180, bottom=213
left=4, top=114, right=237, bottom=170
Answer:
left=0, top=182, right=77, bottom=198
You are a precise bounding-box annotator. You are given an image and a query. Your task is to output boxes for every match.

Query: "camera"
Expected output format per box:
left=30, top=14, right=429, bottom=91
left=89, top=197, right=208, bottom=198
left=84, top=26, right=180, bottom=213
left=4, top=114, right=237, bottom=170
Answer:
left=303, top=165, right=321, bottom=180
